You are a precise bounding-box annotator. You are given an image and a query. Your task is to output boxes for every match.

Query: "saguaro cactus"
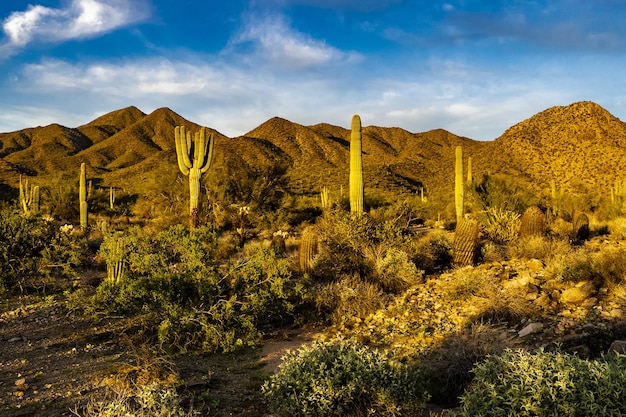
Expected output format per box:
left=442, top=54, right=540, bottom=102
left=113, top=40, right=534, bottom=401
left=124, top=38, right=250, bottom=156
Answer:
left=175, top=126, right=214, bottom=227
left=19, top=175, right=40, bottom=215
left=79, top=163, right=88, bottom=230
left=455, top=146, right=464, bottom=223
left=109, top=186, right=115, bottom=210
left=350, top=114, right=364, bottom=215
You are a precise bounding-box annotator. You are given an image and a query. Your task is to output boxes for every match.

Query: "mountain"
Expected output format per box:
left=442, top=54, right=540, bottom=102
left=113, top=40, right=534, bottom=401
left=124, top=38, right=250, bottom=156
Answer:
left=487, top=101, right=626, bottom=194
left=0, top=101, right=624, bottom=209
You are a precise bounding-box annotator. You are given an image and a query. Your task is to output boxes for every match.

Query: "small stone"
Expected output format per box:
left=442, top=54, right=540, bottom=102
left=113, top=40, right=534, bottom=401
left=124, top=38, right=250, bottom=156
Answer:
left=8, top=336, right=22, bottom=343
left=518, top=322, right=544, bottom=338
left=15, top=378, right=26, bottom=386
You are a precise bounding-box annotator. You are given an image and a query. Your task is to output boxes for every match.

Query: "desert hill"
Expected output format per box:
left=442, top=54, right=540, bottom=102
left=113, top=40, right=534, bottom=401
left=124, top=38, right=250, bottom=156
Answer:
left=0, top=101, right=625, bottom=212
left=486, top=101, right=626, bottom=195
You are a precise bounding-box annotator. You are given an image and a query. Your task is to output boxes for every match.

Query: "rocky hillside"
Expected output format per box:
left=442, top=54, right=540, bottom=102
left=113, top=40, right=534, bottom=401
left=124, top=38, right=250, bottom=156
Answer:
left=1, top=101, right=625, bottom=206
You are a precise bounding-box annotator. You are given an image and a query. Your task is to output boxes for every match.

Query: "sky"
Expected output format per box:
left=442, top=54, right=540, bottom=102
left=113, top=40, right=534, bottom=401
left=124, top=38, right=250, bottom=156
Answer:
left=1, top=1, right=626, bottom=141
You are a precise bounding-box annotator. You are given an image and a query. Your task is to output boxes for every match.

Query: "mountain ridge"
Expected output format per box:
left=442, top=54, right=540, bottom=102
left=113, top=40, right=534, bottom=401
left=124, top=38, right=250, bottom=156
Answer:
left=1, top=101, right=624, bottom=208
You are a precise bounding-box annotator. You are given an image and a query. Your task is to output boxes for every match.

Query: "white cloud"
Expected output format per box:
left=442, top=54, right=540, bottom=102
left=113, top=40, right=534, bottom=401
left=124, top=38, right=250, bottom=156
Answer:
left=0, top=0, right=150, bottom=56
left=228, top=13, right=361, bottom=70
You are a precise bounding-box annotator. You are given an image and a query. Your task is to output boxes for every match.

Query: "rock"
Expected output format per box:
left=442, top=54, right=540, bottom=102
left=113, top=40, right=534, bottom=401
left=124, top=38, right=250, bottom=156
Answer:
left=560, top=281, right=596, bottom=305
left=8, top=336, right=23, bottom=343
left=526, top=259, right=544, bottom=272
left=608, top=340, right=626, bottom=354
left=518, top=322, right=544, bottom=338
left=15, top=378, right=29, bottom=391
left=568, top=344, right=591, bottom=358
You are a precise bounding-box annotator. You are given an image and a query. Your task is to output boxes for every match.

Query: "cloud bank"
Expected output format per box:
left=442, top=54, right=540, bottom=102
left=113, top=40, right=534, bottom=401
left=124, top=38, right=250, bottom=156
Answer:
left=0, top=0, right=151, bottom=57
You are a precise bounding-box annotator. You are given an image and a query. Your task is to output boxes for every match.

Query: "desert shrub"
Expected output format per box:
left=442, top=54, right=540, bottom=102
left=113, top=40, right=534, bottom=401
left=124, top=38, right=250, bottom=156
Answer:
left=312, top=275, right=385, bottom=326
left=75, top=382, right=198, bottom=417
left=420, top=323, right=510, bottom=406
left=608, top=217, right=626, bottom=240
left=0, top=208, right=87, bottom=293
left=375, top=247, right=422, bottom=293
left=456, top=350, right=626, bottom=417
left=467, top=174, right=537, bottom=215
left=262, top=339, right=428, bottom=417
left=411, top=230, right=453, bottom=274
left=478, top=206, right=520, bottom=243
left=91, top=226, right=295, bottom=353
left=509, top=235, right=571, bottom=262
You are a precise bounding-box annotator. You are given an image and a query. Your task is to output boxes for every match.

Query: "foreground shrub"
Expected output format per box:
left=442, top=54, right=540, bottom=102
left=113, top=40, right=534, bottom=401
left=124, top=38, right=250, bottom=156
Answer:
left=90, top=225, right=295, bottom=353
left=74, top=382, right=198, bottom=417
left=0, top=208, right=87, bottom=293
left=456, top=349, right=626, bottom=417
left=262, top=339, right=428, bottom=416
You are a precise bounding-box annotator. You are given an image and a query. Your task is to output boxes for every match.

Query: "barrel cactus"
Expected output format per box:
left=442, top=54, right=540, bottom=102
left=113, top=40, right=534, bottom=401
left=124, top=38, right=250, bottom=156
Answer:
left=299, top=226, right=319, bottom=273
left=453, top=214, right=479, bottom=267
left=573, top=211, right=590, bottom=241
left=519, top=206, right=546, bottom=238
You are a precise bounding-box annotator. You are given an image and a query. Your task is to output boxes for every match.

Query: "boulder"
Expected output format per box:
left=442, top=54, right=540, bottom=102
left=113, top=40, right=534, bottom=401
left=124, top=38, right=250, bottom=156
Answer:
left=518, top=322, right=544, bottom=338
left=560, top=281, right=596, bottom=305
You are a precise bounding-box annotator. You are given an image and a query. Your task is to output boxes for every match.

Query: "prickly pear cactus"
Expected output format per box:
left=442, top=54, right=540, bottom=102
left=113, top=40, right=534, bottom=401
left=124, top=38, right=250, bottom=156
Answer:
left=573, top=211, right=590, bottom=241
left=453, top=214, right=479, bottom=267
left=519, top=206, right=546, bottom=238
left=299, top=225, right=319, bottom=273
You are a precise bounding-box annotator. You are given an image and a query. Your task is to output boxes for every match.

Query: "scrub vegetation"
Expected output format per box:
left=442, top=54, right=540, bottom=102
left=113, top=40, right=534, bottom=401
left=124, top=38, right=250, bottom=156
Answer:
left=3, top=101, right=626, bottom=416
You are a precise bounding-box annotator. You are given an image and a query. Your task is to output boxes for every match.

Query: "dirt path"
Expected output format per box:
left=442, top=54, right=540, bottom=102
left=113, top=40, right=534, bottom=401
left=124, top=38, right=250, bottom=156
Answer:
left=0, top=294, right=320, bottom=417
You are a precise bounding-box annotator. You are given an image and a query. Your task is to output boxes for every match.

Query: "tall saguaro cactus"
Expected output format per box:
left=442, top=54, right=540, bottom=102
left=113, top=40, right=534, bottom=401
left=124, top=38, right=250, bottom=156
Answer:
left=79, top=163, right=88, bottom=230
left=350, top=114, right=364, bottom=215
left=455, top=146, right=464, bottom=223
left=175, top=126, right=214, bottom=227
left=19, top=175, right=40, bottom=215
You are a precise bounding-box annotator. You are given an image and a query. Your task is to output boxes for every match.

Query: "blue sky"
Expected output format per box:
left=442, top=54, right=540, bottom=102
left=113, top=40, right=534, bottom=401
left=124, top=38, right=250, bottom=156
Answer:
left=1, top=0, right=625, bottom=140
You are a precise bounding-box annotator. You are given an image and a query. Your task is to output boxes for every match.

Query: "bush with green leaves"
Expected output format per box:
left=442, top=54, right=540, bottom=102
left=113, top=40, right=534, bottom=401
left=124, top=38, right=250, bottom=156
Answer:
left=456, top=349, right=626, bottom=417
left=92, top=226, right=295, bottom=352
left=75, top=382, right=199, bottom=417
left=262, top=339, right=428, bottom=416
left=0, top=208, right=87, bottom=293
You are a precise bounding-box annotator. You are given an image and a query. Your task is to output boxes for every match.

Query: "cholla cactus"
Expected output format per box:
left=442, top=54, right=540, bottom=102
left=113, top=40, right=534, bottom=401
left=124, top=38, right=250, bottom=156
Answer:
left=271, top=230, right=289, bottom=255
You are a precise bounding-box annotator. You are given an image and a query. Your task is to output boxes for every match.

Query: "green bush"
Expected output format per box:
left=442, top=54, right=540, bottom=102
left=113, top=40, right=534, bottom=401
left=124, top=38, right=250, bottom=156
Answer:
left=76, top=382, right=198, bottom=417
left=92, top=226, right=295, bottom=353
left=262, top=339, right=428, bottom=416
left=0, top=208, right=87, bottom=293
left=456, top=349, right=626, bottom=417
